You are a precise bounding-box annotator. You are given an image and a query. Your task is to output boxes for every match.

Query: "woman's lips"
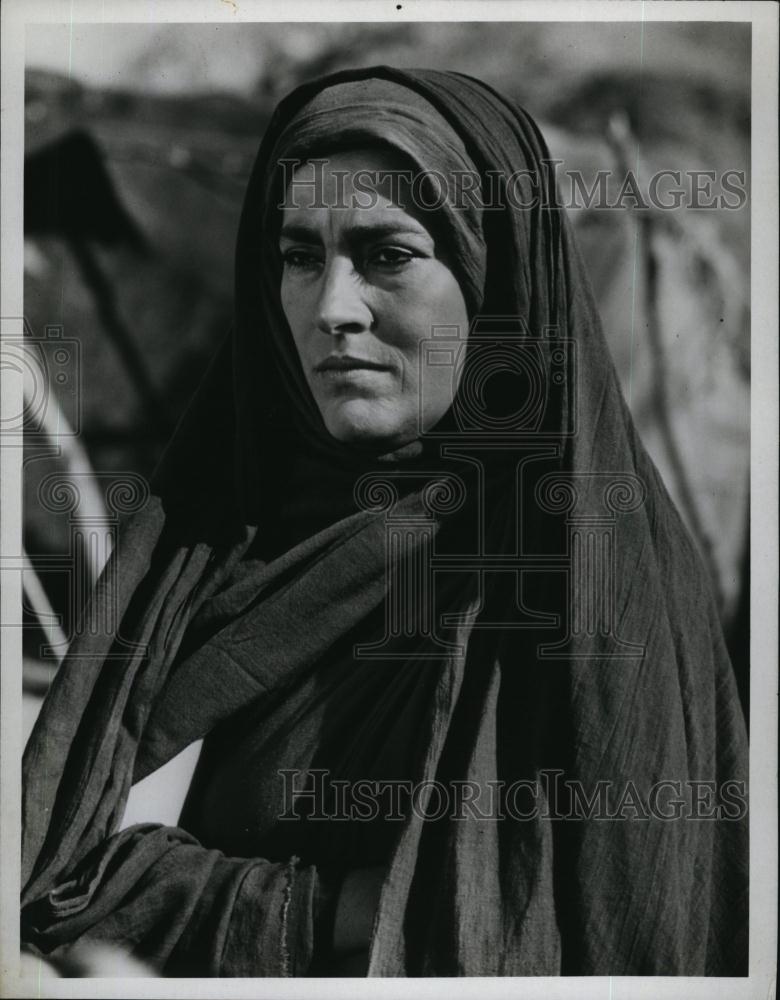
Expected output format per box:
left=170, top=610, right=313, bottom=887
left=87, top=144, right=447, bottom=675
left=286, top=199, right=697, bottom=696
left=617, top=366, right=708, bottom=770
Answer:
left=314, top=355, right=395, bottom=385
left=315, top=354, right=393, bottom=374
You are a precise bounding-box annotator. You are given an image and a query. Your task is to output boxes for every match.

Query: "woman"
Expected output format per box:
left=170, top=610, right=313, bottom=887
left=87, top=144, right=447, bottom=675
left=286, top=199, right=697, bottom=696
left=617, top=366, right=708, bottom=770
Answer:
left=21, top=67, right=748, bottom=977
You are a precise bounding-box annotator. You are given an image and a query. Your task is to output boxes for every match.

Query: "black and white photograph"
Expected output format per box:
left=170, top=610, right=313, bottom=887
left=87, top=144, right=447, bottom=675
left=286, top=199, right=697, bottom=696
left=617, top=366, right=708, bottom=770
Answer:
left=0, top=1, right=776, bottom=996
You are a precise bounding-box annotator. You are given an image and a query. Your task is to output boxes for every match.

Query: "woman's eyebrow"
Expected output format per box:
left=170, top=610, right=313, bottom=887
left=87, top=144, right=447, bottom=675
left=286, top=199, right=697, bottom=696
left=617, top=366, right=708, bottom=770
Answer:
left=279, top=223, right=322, bottom=243
left=343, top=221, right=431, bottom=241
left=279, top=221, right=431, bottom=244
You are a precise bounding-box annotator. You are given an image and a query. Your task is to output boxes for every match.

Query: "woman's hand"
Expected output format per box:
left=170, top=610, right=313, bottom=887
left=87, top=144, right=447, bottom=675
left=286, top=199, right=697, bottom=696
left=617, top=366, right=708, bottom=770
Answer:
left=20, top=943, right=154, bottom=978
left=331, top=866, right=385, bottom=958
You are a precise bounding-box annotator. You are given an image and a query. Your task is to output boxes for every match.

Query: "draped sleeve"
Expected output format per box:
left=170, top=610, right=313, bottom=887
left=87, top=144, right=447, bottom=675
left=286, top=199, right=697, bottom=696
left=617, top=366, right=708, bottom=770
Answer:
left=22, top=823, right=321, bottom=976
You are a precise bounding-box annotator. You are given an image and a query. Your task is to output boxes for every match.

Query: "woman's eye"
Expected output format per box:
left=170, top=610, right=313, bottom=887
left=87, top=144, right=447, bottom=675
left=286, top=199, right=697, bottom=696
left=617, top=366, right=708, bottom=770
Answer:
left=281, top=249, right=322, bottom=271
left=367, top=247, right=415, bottom=270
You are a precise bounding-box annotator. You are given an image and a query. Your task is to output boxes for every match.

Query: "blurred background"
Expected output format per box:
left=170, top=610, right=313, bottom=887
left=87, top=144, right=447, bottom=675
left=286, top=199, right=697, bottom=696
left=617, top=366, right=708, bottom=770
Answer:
left=21, top=21, right=750, bottom=734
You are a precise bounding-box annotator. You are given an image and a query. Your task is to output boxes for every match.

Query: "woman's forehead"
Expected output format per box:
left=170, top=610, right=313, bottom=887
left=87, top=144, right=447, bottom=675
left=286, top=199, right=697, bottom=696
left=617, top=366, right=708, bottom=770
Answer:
left=284, top=148, right=415, bottom=203
left=280, top=148, right=436, bottom=237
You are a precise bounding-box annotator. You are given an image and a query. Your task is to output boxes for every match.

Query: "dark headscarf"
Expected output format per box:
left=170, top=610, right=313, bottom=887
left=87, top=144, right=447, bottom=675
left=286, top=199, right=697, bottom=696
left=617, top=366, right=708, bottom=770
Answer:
left=21, top=67, right=747, bottom=977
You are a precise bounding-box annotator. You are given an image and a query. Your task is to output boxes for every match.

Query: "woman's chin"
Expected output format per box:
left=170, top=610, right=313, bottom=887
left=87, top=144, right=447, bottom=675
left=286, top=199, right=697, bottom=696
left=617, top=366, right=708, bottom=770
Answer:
left=323, top=405, right=414, bottom=451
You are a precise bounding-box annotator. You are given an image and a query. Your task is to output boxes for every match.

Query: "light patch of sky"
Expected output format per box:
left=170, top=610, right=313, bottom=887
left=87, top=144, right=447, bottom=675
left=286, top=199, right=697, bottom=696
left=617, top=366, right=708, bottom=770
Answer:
left=25, top=21, right=750, bottom=99
left=26, top=23, right=268, bottom=95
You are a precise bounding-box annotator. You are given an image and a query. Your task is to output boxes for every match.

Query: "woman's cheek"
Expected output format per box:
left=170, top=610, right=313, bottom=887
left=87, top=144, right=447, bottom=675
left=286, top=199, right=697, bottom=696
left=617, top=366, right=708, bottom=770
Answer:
left=280, top=284, right=308, bottom=343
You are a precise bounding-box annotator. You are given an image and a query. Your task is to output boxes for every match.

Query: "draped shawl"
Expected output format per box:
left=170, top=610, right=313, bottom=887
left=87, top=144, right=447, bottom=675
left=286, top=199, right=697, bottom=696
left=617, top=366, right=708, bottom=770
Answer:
left=21, top=67, right=748, bottom=977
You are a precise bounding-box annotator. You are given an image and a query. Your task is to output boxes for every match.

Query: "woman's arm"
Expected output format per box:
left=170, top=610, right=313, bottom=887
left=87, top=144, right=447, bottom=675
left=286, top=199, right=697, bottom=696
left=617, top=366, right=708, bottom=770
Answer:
left=315, top=866, right=384, bottom=976
left=331, top=867, right=385, bottom=955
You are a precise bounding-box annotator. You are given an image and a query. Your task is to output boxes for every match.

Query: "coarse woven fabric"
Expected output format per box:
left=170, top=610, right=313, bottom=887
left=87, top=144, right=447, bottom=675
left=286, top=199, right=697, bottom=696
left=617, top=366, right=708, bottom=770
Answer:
left=21, top=66, right=748, bottom=977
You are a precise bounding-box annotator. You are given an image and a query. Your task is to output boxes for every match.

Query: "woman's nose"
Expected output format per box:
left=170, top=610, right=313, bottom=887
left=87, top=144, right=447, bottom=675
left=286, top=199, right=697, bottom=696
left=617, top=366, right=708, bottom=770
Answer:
left=315, top=257, right=373, bottom=335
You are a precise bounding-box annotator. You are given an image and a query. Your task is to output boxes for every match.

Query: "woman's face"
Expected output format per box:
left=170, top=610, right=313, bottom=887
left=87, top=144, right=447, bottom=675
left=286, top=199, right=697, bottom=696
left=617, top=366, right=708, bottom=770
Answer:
left=279, top=148, right=469, bottom=449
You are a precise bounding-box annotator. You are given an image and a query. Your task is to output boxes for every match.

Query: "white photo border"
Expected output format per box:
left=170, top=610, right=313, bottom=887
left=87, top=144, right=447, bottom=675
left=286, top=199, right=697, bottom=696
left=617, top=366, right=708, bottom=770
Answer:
left=1, top=2, right=776, bottom=997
